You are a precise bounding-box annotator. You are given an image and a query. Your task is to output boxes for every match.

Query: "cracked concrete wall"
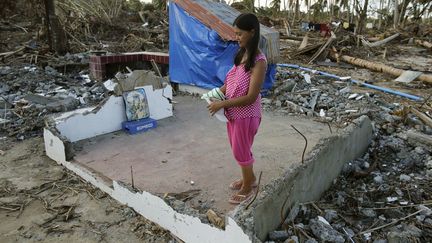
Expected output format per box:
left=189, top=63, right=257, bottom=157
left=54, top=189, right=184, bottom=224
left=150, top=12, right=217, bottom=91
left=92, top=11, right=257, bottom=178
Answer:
left=233, top=116, right=373, bottom=241
left=43, top=87, right=253, bottom=242
left=44, top=128, right=253, bottom=243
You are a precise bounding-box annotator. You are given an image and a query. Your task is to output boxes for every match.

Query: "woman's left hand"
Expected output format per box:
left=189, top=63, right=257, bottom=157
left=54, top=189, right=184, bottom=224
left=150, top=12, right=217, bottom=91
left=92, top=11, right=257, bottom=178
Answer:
left=207, top=101, right=224, bottom=116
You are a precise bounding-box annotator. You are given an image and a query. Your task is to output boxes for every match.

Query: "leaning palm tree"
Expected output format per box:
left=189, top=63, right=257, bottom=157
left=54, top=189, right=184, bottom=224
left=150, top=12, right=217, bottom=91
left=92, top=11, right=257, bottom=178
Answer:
left=152, top=0, right=167, bottom=11
left=242, top=0, right=255, bottom=12
left=270, top=0, right=281, bottom=16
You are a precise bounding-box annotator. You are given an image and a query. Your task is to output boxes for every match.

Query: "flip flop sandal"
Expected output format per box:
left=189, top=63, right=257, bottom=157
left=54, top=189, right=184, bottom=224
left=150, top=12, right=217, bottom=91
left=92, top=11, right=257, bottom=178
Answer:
left=229, top=179, right=257, bottom=190
left=228, top=190, right=255, bottom=205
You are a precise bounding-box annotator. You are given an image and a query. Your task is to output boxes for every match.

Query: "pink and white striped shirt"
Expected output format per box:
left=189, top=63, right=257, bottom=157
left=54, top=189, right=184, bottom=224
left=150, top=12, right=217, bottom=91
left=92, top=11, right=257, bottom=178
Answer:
left=224, top=53, right=267, bottom=120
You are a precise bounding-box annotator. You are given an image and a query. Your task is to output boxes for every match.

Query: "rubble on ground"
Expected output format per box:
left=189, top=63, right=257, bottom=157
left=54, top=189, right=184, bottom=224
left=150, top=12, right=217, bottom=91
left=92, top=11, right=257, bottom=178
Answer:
left=1, top=1, right=432, bottom=242
left=263, top=65, right=432, bottom=242
left=0, top=137, right=176, bottom=242
left=0, top=61, right=106, bottom=139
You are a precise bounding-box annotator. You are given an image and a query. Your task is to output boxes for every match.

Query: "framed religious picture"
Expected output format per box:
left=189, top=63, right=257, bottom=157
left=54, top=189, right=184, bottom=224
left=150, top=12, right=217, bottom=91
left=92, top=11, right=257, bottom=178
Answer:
left=123, top=88, right=150, bottom=121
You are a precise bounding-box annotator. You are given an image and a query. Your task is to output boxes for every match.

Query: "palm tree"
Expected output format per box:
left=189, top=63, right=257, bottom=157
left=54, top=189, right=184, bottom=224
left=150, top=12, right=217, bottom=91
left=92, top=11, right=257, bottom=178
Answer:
left=394, top=0, right=399, bottom=28
left=354, top=0, right=369, bottom=34
left=242, top=0, right=255, bottom=12
left=270, top=0, right=281, bottom=16
left=152, top=0, right=167, bottom=11
left=335, top=0, right=349, bottom=20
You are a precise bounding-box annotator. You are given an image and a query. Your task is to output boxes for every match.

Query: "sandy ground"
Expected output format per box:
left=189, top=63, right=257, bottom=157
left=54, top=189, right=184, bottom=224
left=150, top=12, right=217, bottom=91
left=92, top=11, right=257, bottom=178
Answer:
left=0, top=136, right=173, bottom=243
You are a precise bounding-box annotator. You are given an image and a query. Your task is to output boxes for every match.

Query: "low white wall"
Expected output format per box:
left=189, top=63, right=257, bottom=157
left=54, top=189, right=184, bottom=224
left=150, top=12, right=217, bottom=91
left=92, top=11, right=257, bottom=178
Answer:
left=54, top=85, right=172, bottom=143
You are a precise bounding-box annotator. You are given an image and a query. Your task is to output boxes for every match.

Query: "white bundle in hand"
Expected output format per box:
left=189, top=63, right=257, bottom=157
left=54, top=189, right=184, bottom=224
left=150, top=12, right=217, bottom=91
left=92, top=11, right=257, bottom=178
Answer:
left=201, top=88, right=228, bottom=122
left=201, top=88, right=225, bottom=101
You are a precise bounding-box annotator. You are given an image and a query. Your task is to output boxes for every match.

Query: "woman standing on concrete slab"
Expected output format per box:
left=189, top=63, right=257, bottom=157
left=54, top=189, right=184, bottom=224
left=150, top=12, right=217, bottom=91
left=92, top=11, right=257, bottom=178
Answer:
left=207, top=13, right=267, bottom=204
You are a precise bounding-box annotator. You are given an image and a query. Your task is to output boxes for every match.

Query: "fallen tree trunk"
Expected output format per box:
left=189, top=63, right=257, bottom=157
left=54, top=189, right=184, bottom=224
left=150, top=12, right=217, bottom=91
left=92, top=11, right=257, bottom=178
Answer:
left=415, top=40, right=432, bottom=49
left=406, top=130, right=432, bottom=149
left=331, top=53, right=432, bottom=84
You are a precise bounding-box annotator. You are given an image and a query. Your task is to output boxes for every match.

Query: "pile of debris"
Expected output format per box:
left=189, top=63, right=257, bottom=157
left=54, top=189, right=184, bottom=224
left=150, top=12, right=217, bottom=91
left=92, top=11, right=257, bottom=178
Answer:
left=0, top=1, right=168, bottom=58
left=56, top=1, right=169, bottom=53
left=0, top=57, right=106, bottom=138
left=263, top=66, right=432, bottom=242
left=277, top=19, right=432, bottom=72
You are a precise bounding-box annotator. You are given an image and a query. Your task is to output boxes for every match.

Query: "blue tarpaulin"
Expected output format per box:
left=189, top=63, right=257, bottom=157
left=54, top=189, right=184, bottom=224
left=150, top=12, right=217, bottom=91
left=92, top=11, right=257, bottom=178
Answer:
left=169, top=3, right=276, bottom=91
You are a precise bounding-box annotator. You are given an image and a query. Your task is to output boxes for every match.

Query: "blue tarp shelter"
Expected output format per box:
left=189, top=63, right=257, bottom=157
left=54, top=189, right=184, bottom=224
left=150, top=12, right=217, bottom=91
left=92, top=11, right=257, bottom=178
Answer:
left=169, top=0, right=279, bottom=91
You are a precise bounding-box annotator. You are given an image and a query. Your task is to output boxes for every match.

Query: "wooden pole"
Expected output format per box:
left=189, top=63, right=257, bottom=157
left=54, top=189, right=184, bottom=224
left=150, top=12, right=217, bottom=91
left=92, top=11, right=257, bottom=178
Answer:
left=332, top=53, right=432, bottom=84
left=411, top=107, right=432, bottom=128
left=44, top=0, right=53, bottom=50
left=44, top=0, right=67, bottom=54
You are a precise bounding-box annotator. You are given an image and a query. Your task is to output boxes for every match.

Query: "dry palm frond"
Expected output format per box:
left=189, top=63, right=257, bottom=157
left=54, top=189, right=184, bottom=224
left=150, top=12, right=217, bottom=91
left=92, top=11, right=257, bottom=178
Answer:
left=56, top=0, right=123, bottom=25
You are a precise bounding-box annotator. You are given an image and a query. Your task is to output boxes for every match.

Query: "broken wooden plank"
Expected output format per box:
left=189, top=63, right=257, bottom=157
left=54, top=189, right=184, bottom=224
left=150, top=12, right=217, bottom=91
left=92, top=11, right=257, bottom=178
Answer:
left=361, top=33, right=400, bottom=48
left=292, top=42, right=325, bottom=57
left=308, top=31, right=336, bottom=64
left=331, top=53, right=432, bottom=84
left=150, top=59, right=162, bottom=77
left=395, top=71, right=423, bottom=83
left=0, top=46, right=26, bottom=58
left=415, top=40, right=432, bottom=49
left=411, top=107, right=432, bottom=128
left=298, top=34, right=309, bottom=50
left=283, top=19, right=291, bottom=36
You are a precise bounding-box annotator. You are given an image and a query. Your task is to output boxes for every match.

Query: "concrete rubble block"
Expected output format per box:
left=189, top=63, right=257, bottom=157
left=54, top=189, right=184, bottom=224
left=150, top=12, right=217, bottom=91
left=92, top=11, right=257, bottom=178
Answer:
left=424, top=218, right=432, bottom=226
left=114, top=70, right=165, bottom=95
left=24, top=94, right=55, bottom=105
left=25, top=94, right=80, bottom=112
left=387, top=224, right=422, bottom=243
left=324, top=209, right=338, bottom=223
left=268, top=230, right=290, bottom=241
left=309, top=217, right=345, bottom=243
left=399, top=174, right=411, bottom=182
left=273, top=80, right=296, bottom=95
left=416, top=205, right=432, bottom=216
left=0, top=66, right=12, bottom=75
left=45, top=97, right=80, bottom=112
left=361, top=208, right=377, bottom=218
left=283, top=202, right=300, bottom=225
left=374, top=174, right=384, bottom=184
left=373, top=240, right=387, bottom=243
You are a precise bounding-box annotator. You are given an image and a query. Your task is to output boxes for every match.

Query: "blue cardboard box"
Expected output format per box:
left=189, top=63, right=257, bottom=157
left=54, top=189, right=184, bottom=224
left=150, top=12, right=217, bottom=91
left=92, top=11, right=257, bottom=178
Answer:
left=122, top=118, right=157, bottom=135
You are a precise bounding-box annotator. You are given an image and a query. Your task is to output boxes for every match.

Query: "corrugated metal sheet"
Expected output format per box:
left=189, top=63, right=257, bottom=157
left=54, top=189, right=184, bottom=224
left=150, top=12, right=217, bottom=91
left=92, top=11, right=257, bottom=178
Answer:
left=171, top=0, right=279, bottom=63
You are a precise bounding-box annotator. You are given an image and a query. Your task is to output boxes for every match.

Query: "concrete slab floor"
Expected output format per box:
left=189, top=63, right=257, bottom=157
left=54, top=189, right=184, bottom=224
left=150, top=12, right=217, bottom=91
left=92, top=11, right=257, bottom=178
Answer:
left=73, top=95, right=333, bottom=214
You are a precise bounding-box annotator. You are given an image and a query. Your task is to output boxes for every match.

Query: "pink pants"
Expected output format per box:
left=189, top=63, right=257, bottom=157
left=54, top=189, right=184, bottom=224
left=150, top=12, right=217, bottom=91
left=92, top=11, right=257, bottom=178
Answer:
left=227, top=117, right=261, bottom=167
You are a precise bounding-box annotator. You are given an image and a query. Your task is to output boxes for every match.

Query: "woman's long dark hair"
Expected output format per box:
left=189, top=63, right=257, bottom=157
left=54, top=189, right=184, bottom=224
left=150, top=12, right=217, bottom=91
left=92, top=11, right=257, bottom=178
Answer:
left=233, top=13, right=260, bottom=72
